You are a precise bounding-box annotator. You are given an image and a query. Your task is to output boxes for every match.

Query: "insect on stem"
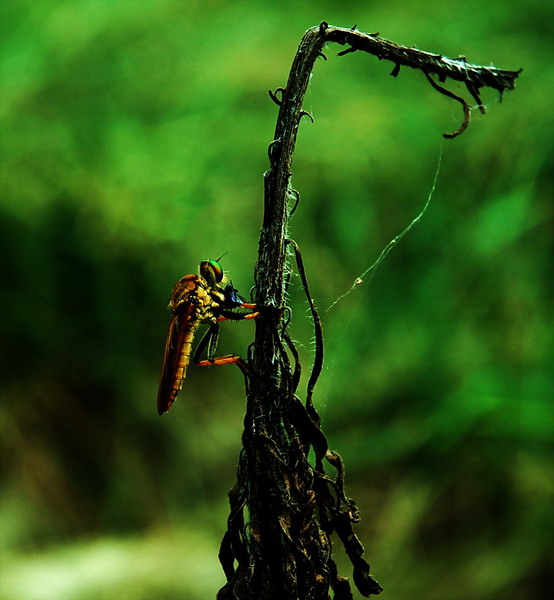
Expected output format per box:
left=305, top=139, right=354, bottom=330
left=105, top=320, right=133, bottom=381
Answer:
left=157, top=260, right=258, bottom=415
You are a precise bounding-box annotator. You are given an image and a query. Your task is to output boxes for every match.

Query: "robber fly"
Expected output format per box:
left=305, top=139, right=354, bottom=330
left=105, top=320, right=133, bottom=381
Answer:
left=157, top=259, right=257, bottom=415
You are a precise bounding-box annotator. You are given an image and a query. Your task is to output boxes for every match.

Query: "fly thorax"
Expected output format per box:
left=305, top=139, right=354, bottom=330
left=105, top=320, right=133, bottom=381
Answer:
left=195, top=283, right=221, bottom=323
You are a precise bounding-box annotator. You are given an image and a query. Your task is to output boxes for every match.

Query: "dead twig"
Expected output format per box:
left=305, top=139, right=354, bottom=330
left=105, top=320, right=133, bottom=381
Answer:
left=218, top=22, right=521, bottom=599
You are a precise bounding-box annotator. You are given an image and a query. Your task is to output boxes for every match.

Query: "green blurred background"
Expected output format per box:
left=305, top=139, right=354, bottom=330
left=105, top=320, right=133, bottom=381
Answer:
left=1, top=1, right=552, bottom=599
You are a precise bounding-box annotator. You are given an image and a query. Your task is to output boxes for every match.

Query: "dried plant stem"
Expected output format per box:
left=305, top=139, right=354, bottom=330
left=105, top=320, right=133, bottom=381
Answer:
left=217, top=22, right=521, bottom=600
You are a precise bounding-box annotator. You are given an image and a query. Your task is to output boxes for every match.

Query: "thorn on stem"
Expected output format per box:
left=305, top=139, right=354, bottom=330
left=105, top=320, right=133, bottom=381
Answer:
left=299, top=110, right=315, bottom=123
left=267, top=138, right=282, bottom=163
left=288, top=189, right=300, bottom=216
left=268, top=87, right=285, bottom=106
left=337, top=46, right=357, bottom=57
left=466, top=81, right=486, bottom=115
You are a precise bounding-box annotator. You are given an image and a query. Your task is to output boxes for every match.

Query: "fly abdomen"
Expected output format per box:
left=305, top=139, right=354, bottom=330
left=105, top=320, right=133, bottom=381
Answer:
left=172, top=324, right=197, bottom=395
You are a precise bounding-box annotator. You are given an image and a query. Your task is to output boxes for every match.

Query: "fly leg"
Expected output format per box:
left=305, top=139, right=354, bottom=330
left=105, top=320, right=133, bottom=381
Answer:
left=218, top=310, right=259, bottom=322
left=194, top=321, right=244, bottom=368
left=192, top=322, right=220, bottom=365
left=196, top=309, right=259, bottom=370
left=197, top=354, right=249, bottom=378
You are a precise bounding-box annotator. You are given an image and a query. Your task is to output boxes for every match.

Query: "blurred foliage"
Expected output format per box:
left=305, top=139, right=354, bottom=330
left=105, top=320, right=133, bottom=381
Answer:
left=1, top=1, right=552, bottom=599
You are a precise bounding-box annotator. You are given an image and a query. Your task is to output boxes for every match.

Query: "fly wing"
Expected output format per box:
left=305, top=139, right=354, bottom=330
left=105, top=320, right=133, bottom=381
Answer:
left=157, top=301, right=198, bottom=415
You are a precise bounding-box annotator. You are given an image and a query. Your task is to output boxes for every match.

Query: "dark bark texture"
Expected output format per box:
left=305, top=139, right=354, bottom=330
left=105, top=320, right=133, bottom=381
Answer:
left=217, top=23, right=521, bottom=600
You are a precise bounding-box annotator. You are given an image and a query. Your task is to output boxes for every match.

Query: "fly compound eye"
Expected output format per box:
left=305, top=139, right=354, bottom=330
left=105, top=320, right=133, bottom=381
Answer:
left=208, top=260, right=224, bottom=282
left=200, top=260, right=224, bottom=284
